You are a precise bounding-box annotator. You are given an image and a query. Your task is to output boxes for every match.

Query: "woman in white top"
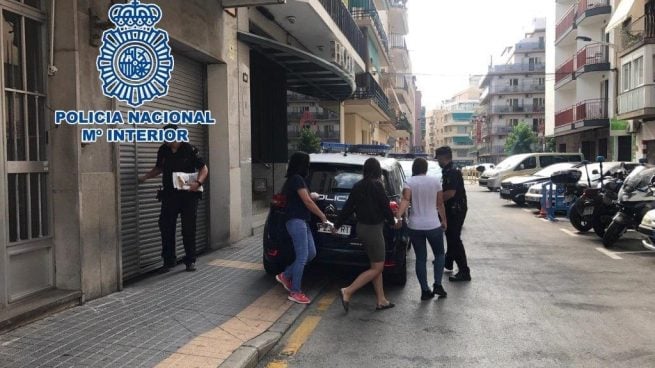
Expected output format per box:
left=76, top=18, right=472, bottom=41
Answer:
left=396, top=158, right=448, bottom=301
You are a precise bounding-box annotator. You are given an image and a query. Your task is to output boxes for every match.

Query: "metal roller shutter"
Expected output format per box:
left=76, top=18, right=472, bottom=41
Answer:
left=119, top=53, right=209, bottom=280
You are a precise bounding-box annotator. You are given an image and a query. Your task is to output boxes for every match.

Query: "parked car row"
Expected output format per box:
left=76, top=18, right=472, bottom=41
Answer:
left=484, top=153, right=655, bottom=250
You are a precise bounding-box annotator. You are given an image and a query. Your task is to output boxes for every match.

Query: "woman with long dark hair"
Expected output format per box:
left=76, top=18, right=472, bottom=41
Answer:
left=333, top=158, right=400, bottom=312
left=396, top=157, right=448, bottom=301
left=275, top=152, right=330, bottom=304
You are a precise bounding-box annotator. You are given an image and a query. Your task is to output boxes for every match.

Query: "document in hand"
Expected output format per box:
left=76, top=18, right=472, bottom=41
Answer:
left=172, top=172, right=204, bottom=192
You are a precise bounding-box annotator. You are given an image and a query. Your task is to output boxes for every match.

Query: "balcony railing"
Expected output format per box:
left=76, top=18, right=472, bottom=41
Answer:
left=555, top=107, right=575, bottom=127
left=318, top=0, right=367, bottom=59
left=619, top=84, right=655, bottom=115
left=556, top=4, right=576, bottom=41
left=556, top=98, right=608, bottom=127
left=576, top=98, right=608, bottom=121
left=389, top=33, right=407, bottom=49
left=491, top=105, right=545, bottom=114
left=288, top=129, right=341, bottom=139
left=619, top=14, right=655, bottom=54
left=350, top=1, right=389, bottom=53
left=515, top=41, right=545, bottom=52
left=577, top=0, right=610, bottom=19
left=353, top=72, right=395, bottom=120
left=555, top=57, right=574, bottom=84
left=576, top=43, right=609, bottom=70
left=287, top=111, right=339, bottom=121
left=489, top=82, right=546, bottom=94
left=488, top=63, right=546, bottom=74
left=389, top=0, right=407, bottom=9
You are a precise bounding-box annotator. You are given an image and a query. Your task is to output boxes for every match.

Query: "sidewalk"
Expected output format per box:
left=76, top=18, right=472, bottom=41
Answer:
left=0, top=231, right=320, bottom=368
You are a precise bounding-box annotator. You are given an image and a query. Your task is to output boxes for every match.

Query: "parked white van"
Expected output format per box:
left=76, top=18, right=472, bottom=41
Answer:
left=479, top=152, right=584, bottom=191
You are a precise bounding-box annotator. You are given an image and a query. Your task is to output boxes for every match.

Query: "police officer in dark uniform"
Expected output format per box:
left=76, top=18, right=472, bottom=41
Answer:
left=139, top=124, right=209, bottom=272
left=435, top=146, right=471, bottom=282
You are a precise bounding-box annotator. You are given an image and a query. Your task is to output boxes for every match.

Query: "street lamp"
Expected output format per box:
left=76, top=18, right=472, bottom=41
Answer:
left=576, top=36, right=616, bottom=48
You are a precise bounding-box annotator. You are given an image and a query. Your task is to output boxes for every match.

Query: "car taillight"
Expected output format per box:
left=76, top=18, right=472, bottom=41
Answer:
left=389, top=201, right=399, bottom=215
left=271, top=194, right=287, bottom=208
left=267, top=249, right=279, bottom=257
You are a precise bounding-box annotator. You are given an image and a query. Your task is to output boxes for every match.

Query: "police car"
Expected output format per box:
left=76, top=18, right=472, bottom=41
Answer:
left=262, top=150, right=410, bottom=285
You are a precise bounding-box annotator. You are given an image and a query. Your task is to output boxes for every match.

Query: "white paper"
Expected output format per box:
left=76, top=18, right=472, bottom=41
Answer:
left=172, top=172, right=204, bottom=192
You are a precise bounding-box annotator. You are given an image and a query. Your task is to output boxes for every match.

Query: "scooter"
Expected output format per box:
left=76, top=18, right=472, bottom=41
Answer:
left=602, top=162, right=655, bottom=248
left=569, top=157, right=604, bottom=232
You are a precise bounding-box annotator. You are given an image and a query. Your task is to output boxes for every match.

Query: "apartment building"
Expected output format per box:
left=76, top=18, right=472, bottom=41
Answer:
left=341, top=0, right=414, bottom=149
left=480, top=18, right=547, bottom=164
left=439, top=78, right=481, bottom=166
left=553, top=0, right=617, bottom=160
left=612, top=0, right=655, bottom=162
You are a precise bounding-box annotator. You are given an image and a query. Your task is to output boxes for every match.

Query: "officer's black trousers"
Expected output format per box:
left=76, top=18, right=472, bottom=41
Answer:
left=445, top=209, right=469, bottom=274
left=159, top=192, right=198, bottom=266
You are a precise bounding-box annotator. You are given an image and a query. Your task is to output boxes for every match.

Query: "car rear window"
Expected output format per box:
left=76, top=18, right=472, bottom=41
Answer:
left=309, top=164, right=390, bottom=194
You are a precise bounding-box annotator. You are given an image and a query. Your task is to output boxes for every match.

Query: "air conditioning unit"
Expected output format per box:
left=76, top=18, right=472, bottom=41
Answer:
left=626, top=120, right=641, bottom=133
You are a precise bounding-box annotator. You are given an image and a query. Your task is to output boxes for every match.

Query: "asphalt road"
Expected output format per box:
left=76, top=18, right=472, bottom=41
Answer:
left=259, top=185, right=655, bottom=368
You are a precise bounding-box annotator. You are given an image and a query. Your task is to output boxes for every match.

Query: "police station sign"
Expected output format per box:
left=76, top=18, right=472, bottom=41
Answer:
left=55, top=0, right=215, bottom=143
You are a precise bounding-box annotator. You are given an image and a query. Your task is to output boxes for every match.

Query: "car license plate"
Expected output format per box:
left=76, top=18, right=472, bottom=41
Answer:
left=582, top=207, right=594, bottom=216
left=501, top=189, right=510, bottom=195
left=318, top=223, right=351, bottom=236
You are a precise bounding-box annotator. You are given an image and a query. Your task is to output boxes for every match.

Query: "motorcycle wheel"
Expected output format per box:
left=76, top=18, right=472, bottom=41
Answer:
left=592, top=214, right=613, bottom=238
left=569, top=203, right=593, bottom=232
left=602, top=221, right=626, bottom=249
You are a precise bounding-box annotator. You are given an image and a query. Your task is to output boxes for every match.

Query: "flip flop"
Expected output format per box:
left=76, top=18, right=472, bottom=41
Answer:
left=340, top=288, right=349, bottom=313
left=375, top=302, right=395, bottom=311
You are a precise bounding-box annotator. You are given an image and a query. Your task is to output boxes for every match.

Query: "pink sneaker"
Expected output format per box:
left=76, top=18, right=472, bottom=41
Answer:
left=275, top=273, right=292, bottom=292
left=288, top=292, right=311, bottom=304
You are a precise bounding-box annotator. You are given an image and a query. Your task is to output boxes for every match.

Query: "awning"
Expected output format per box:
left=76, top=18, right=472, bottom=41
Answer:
left=238, top=32, right=356, bottom=100
left=606, top=0, right=636, bottom=33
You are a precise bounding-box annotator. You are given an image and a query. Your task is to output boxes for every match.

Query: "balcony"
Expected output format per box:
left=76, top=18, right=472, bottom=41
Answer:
left=345, top=72, right=394, bottom=122
left=556, top=4, right=576, bottom=42
left=555, top=98, right=609, bottom=135
left=490, top=105, right=546, bottom=114
left=619, top=14, right=655, bottom=56
left=388, top=0, right=408, bottom=35
left=514, top=41, right=545, bottom=53
left=350, top=1, right=389, bottom=54
left=263, top=0, right=366, bottom=71
left=576, top=98, right=608, bottom=121
left=389, top=33, right=410, bottom=70
left=479, top=145, right=507, bottom=156
left=487, top=63, right=546, bottom=74
left=487, top=82, right=546, bottom=95
left=575, top=43, right=609, bottom=73
left=576, top=0, right=611, bottom=24
left=287, top=111, right=339, bottom=121
left=556, top=57, right=575, bottom=85
left=618, top=84, right=655, bottom=120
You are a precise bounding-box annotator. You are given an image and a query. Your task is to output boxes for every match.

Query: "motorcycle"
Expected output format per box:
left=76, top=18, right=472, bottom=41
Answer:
left=569, top=159, right=603, bottom=232
left=591, top=175, right=624, bottom=238
left=602, top=164, right=655, bottom=248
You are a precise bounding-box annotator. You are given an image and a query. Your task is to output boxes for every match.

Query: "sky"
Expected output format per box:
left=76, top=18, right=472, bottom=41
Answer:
left=407, top=0, right=553, bottom=111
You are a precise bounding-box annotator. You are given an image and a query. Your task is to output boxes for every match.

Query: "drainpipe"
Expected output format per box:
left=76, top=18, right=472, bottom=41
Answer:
left=48, top=0, right=58, bottom=76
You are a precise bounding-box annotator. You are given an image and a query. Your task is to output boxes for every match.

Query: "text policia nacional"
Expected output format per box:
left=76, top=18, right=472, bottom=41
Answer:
left=54, top=110, right=217, bottom=143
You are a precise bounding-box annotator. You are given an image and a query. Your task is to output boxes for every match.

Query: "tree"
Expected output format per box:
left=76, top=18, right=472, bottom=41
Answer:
left=505, top=122, right=537, bottom=155
left=298, top=127, right=321, bottom=154
left=545, top=137, right=556, bottom=152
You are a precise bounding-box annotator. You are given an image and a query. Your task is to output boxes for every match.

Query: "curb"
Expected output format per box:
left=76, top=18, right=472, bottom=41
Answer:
left=218, top=279, right=328, bottom=368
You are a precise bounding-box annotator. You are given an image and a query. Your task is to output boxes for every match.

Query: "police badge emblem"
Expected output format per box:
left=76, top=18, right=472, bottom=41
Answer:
left=96, top=0, right=174, bottom=108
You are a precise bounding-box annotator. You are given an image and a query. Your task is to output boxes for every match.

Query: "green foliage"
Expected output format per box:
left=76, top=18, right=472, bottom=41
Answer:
left=505, top=122, right=537, bottom=155
left=297, top=127, right=321, bottom=154
left=545, top=137, right=556, bottom=152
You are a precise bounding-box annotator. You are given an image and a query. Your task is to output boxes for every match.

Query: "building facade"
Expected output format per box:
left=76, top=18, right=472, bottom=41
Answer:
left=612, top=0, right=655, bottom=162
left=553, top=1, right=617, bottom=160
left=480, top=18, right=547, bottom=164
left=437, top=78, right=481, bottom=166
left=0, top=0, right=421, bottom=327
